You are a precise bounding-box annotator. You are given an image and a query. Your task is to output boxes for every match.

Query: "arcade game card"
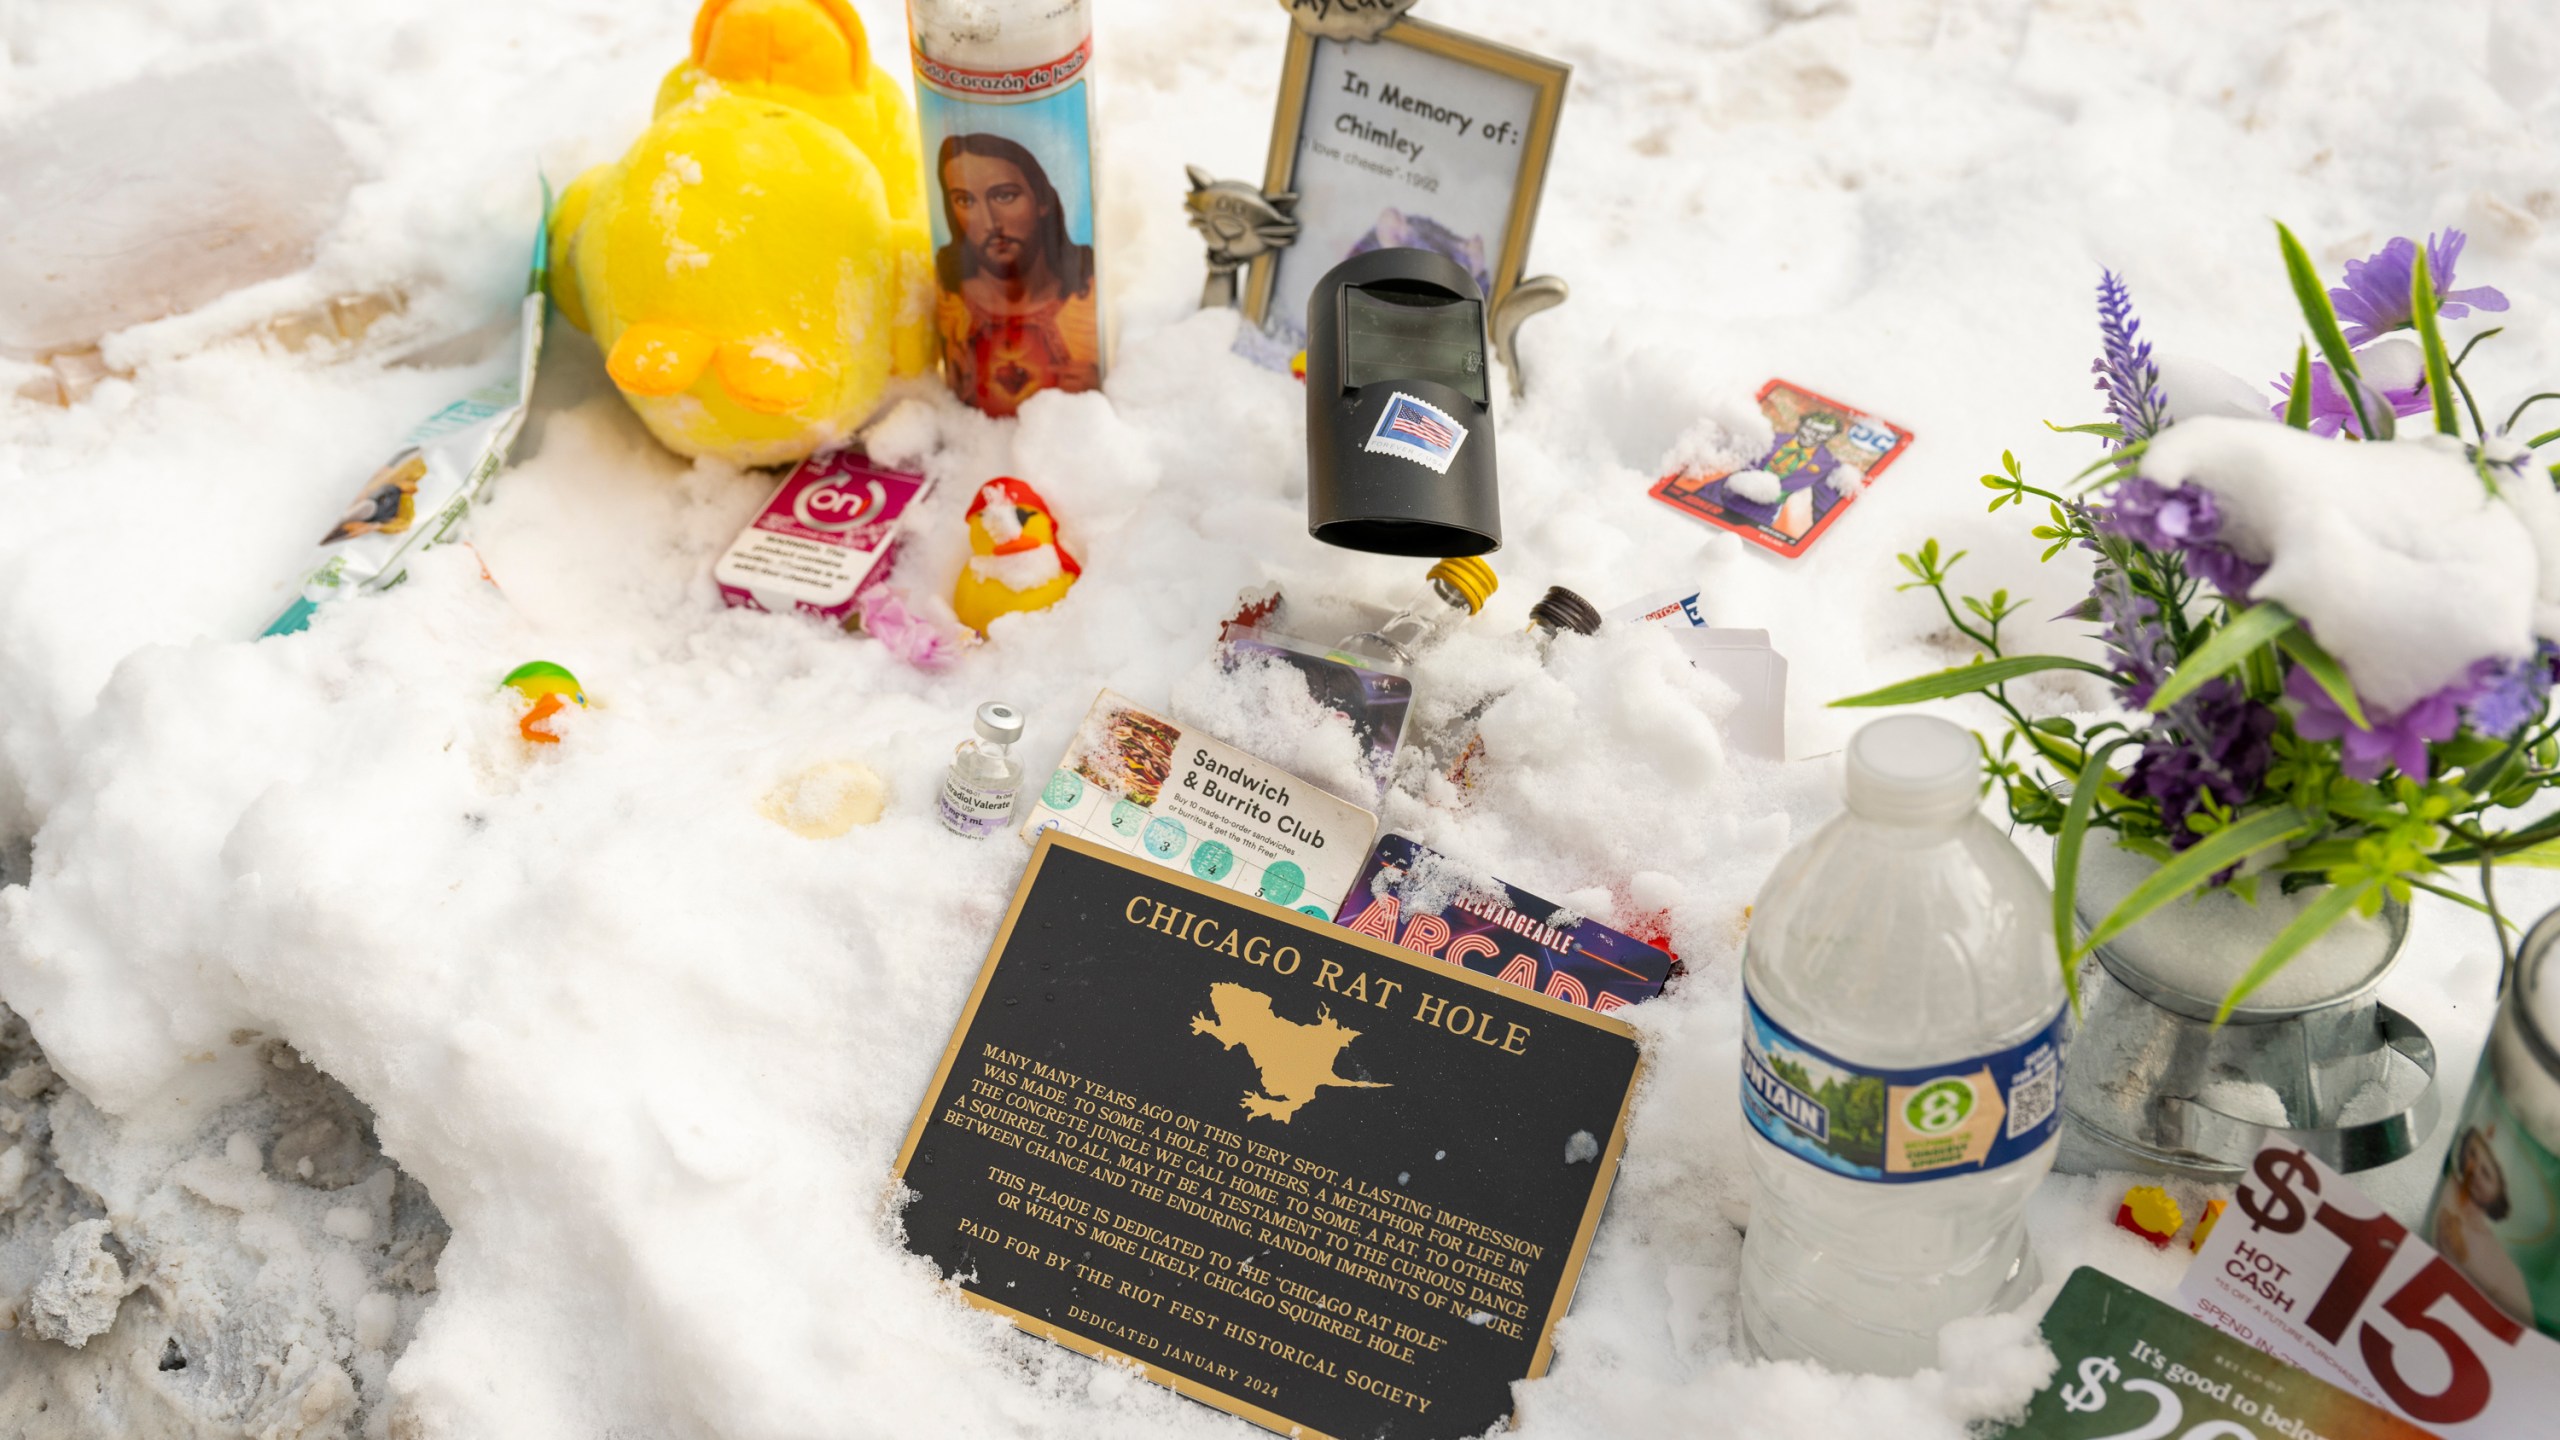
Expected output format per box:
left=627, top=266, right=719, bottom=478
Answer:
left=1649, top=380, right=1913, bottom=558
left=1336, top=835, right=1673, bottom=1013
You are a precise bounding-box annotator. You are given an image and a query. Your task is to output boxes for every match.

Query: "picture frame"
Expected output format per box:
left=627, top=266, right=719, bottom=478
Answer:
left=1241, top=17, right=1570, bottom=353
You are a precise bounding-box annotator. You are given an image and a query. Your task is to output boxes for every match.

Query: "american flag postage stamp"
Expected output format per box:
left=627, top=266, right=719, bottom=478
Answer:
left=1363, top=392, right=1469, bottom=473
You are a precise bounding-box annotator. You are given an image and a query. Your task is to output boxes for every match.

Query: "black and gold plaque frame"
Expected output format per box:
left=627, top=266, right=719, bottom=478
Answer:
left=892, top=833, right=1642, bottom=1439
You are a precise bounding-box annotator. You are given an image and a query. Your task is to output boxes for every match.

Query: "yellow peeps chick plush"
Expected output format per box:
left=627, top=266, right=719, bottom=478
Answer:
left=548, top=0, right=934, bottom=466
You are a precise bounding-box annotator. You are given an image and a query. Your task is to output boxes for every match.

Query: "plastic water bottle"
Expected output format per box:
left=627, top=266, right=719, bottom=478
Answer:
left=1736, top=714, right=2066, bottom=1374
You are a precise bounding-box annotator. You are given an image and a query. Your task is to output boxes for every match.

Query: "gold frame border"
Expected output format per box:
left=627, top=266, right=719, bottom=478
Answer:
left=1241, top=17, right=1572, bottom=335
left=890, top=831, right=1644, bottom=1439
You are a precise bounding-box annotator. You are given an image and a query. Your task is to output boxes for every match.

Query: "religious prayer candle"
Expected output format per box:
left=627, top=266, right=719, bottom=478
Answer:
left=908, top=0, right=1107, bottom=418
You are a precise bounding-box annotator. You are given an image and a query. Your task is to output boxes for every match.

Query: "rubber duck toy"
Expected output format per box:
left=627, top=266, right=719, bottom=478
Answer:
left=953, top=478, right=1080, bottom=635
left=546, top=0, right=934, bottom=467
left=502, top=661, right=587, bottom=745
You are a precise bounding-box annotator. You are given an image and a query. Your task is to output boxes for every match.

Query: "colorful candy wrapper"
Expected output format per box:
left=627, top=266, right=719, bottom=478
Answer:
left=263, top=196, right=548, bottom=637
left=713, top=451, right=934, bottom=626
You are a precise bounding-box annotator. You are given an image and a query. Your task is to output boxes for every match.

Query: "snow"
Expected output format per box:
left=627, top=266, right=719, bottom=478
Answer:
left=2075, top=838, right=2400, bottom=1013
left=1167, top=644, right=1380, bottom=805
left=2140, top=416, right=2541, bottom=711
left=966, top=545, right=1064, bottom=590
left=1, top=0, right=2558, bottom=1438
left=27, top=1219, right=126, bottom=1347
left=1660, top=401, right=1778, bottom=483
left=2152, top=354, right=2273, bottom=425
left=1725, top=467, right=1785, bottom=504
left=0, top=55, right=356, bottom=359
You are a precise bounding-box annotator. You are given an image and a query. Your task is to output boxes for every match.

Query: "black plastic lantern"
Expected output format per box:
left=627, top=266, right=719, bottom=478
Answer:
left=1304, top=248, right=1500, bottom=557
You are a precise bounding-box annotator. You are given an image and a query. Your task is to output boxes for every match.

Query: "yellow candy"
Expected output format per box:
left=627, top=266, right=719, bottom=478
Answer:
left=548, top=0, right=934, bottom=466
left=2190, top=1197, right=2229, bottom=1252
left=2115, top=1184, right=2185, bottom=1247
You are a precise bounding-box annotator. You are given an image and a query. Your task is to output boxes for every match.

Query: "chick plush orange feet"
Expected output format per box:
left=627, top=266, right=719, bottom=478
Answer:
left=952, top=478, right=1080, bottom=635
left=548, top=0, right=933, bottom=466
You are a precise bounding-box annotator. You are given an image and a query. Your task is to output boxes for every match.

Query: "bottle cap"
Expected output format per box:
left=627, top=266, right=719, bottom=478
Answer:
left=1427, top=556, right=1498, bottom=614
left=1844, top=714, right=1980, bottom=827
left=1527, top=586, right=1601, bottom=637
left=974, top=701, right=1024, bottom=746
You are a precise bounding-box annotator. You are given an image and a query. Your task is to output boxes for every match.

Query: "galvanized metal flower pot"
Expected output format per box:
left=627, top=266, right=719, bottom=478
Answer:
left=2055, top=864, right=2441, bottom=1184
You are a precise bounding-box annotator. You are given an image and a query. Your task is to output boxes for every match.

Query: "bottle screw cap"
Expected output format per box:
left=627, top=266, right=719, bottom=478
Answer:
left=975, top=701, right=1025, bottom=746
left=1844, top=714, right=1979, bottom=826
left=1427, top=556, right=1498, bottom=614
left=1528, top=586, right=1602, bottom=637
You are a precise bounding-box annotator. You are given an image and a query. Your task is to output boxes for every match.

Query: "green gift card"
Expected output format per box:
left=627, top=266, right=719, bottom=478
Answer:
left=1989, top=1268, right=2437, bottom=1439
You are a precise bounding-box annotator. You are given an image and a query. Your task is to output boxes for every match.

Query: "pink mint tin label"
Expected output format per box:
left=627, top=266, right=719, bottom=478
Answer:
left=714, top=453, right=931, bottom=623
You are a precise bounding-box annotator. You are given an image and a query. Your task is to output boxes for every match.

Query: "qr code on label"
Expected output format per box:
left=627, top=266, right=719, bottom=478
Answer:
left=2006, top=1057, right=2059, bottom=1140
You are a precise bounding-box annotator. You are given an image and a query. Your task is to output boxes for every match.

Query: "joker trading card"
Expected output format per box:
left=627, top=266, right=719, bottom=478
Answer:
left=1649, top=379, right=1914, bottom=558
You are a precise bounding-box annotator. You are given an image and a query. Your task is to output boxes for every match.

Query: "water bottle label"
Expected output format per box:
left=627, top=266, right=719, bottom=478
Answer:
left=1741, top=987, right=2066, bottom=1184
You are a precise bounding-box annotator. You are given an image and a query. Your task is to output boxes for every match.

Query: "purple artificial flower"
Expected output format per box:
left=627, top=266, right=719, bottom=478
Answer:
left=2330, top=230, right=2510, bottom=347
left=2285, top=666, right=2466, bottom=782
left=2096, top=573, right=2175, bottom=708
left=2093, top=271, right=2172, bottom=449
left=2125, top=678, right=2281, bottom=850
left=2097, top=475, right=2218, bottom=549
left=2271, top=353, right=2433, bottom=439
left=2185, top=545, right=2267, bottom=604
left=2092, top=475, right=2263, bottom=600
left=2460, top=643, right=2560, bottom=738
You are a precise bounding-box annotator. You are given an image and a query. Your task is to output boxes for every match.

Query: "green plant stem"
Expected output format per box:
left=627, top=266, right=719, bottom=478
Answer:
left=2434, top=810, right=2560, bottom=865
left=2504, top=391, right=2560, bottom=435
left=2073, top=437, right=2154, bottom=484
left=1919, top=576, right=2092, bottom=770
left=1925, top=575, right=1997, bottom=654
left=2217, top=882, right=2372, bottom=1022
left=2449, top=365, right=2489, bottom=443
left=2453, top=327, right=2504, bottom=371
left=2278, top=221, right=2380, bottom=440
left=2482, top=849, right=2515, bottom=981
left=2412, top=250, right=2462, bottom=438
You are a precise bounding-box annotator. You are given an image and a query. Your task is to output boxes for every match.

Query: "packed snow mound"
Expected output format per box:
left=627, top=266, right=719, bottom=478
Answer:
left=26, top=1218, right=128, bottom=1346
left=1659, top=398, right=1779, bottom=481
left=0, top=1007, right=445, bottom=1438
left=2140, top=417, right=2543, bottom=711
left=2151, top=354, right=2274, bottom=425
left=3, top=0, right=2554, bottom=1436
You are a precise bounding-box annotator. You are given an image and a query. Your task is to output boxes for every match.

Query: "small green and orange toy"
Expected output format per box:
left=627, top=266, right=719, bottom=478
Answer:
left=503, top=661, right=587, bottom=745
